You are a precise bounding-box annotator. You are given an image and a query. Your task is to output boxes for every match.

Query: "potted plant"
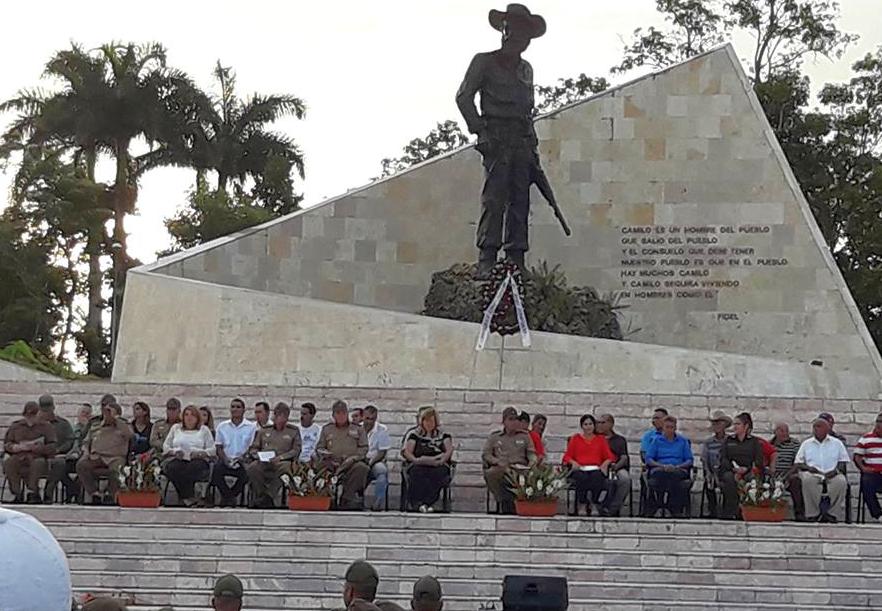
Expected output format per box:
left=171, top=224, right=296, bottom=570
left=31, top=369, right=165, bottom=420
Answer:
left=506, top=463, right=568, bottom=517
left=115, top=453, right=163, bottom=508
left=739, top=476, right=788, bottom=522
left=281, top=462, right=338, bottom=511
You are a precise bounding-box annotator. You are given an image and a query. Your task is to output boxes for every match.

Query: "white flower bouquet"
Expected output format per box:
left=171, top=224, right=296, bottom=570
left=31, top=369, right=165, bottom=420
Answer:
left=116, top=453, right=163, bottom=492
left=281, top=461, right=339, bottom=497
left=505, top=463, right=569, bottom=502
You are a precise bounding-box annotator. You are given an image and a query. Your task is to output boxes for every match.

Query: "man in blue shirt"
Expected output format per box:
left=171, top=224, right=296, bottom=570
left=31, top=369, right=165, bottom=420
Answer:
left=640, top=408, right=668, bottom=461
left=645, top=415, right=693, bottom=517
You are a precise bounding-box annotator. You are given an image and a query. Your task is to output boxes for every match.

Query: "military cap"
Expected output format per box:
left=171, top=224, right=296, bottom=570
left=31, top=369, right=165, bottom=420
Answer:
left=213, top=573, right=244, bottom=599
left=413, top=575, right=442, bottom=602
left=345, top=560, right=379, bottom=588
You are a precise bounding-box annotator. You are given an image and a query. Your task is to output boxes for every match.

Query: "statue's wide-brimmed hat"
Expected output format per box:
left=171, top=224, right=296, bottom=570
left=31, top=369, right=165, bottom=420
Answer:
left=489, top=4, right=546, bottom=38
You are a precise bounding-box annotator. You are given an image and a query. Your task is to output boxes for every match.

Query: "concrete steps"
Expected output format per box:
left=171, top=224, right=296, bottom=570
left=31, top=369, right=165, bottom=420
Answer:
left=10, top=506, right=882, bottom=611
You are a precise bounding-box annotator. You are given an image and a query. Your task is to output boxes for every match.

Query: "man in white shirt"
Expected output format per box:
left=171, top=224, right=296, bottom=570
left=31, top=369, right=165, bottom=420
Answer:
left=363, top=405, right=392, bottom=511
left=795, top=417, right=850, bottom=522
left=212, top=398, right=257, bottom=507
left=297, top=402, right=322, bottom=463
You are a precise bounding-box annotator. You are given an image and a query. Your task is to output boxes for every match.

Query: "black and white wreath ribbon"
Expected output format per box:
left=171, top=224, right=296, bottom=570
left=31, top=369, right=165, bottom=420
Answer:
left=475, top=271, right=532, bottom=351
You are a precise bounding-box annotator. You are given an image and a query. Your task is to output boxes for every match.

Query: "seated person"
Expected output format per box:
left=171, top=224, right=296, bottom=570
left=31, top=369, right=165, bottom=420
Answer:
left=640, top=408, right=668, bottom=462
left=200, top=406, right=216, bottom=436
left=212, top=398, right=257, bottom=507
left=246, top=402, right=302, bottom=508
left=363, top=405, right=392, bottom=511
left=596, top=413, right=630, bottom=517
left=297, top=402, right=322, bottom=463
left=162, top=405, right=216, bottom=507
left=47, top=403, right=93, bottom=503
left=854, top=412, right=882, bottom=522
left=482, top=407, right=536, bottom=514
left=76, top=402, right=132, bottom=504
left=316, top=400, right=369, bottom=510
left=644, top=416, right=693, bottom=517
left=36, top=395, right=73, bottom=505
left=563, top=414, right=615, bottom=516
left=796, top=417, right=849, bottom=522
left=129, top=401, right=153, bottom=456
left=3, top=401, right=58, bottom=504
left=770, top=422, right=803, bottom=520
left=529, top=414, right=547, bottom=462
left=701, top=411, right=731, bottom=517
left=718, top=412, right=764, bottom=519
left=402, top=407, right=454, bottom=512
left=150, top=398, right=182, bottom=458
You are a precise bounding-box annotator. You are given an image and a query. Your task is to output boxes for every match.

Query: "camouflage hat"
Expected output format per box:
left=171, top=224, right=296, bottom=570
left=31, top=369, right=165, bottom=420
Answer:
left=413, top=575, right=442, bottom=602
left=37, top=394, right=55, bottom=411
left=213, top=573, right=244, bottom=599
left=344, top=560, right=379, bottom=589
left=82, top=598, right=127, bottom=611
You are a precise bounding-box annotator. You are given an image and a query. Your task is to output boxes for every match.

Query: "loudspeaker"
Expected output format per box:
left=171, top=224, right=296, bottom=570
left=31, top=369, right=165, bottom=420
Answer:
left=502, top=575, right=568, bottom=611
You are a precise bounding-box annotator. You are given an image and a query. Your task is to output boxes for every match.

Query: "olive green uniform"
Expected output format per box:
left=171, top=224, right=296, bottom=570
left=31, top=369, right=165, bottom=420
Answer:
left=3, top=418, right=58, bottom=497
left=482, top=430, right=536, bottom=508
left=76, top=419, right=133, bottom=498
left=317, top=423, right=370, bottom=508
left=246, top=424, right=301, bottom=506
left=150, top=419, right=178, bottom=455
left=44, top=415, right=75, bottom=501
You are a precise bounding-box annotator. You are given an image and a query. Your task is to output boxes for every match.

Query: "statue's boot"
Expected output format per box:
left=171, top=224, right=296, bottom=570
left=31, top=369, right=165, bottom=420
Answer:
left=476, top=248, right=497, bottom=279
left=505, top=249, right=525, bottom=271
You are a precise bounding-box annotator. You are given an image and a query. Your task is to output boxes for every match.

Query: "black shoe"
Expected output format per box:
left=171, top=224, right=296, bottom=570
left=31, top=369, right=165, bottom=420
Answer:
left=43, top=494, right=54, bottom=505
left=90, top=494, right=103, bottom=506
left=220, top=497, right=236, bottom=508
left=26, top=492, right=41, bottom=504
left=10, top=494, right=24, bottom=505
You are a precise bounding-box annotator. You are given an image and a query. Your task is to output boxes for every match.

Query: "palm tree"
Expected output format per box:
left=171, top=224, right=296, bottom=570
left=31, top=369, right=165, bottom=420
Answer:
left=182, top=62, right=306, bottom=215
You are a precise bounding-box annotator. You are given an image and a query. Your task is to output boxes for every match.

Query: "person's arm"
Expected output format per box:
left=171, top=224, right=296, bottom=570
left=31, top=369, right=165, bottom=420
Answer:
left=455, top=54, right=486, bottom=135
left=277, top=429, right=302, bottom=462
left=562, top=435, right=578, bottom=467
left=162, top=425, right=177, bottom=457
left=4, top=427, right=19, bottom=454
left=613, top=439, right=629, bottom=471
left=247, top=427, right=262, bottom=459
left=56, top=420, right=74, bottom=454
left=718, top=440, right=732, bottom=473
left=794, top=441, right=818, bottom=473
left=600, top=437, right=615, bottom=474
left=402, top=437, right=419, bottom=464
left=645, top=438, right=660, bottom=469
left=439, top=435, right=454, bottom=465
left=482, top=435, right=501, bottom=468
left=677, top=438, right=694, bottom=471
left=369, top=429, right=391, bottom=467
left=149, top=424, right=163, bottom=454
left=752, top=439, right=765, bottom=471
left=201, top=428, right=217, bottom=458
left=38, top=425, right=58, bottom=457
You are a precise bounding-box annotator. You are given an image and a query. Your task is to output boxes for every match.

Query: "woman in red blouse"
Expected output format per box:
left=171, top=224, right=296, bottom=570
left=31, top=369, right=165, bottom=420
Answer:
left=563, top=414, right=616, bottom=516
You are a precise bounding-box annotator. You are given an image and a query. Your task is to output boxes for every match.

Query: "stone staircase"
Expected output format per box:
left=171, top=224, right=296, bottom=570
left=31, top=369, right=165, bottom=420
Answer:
left=12, top=506, right=882, bottom=611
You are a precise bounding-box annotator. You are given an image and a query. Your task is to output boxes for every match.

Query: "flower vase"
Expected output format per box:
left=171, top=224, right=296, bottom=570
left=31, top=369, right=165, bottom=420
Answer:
left=741, top=504, right=787, bottom=522
left=515, top=499, right=558, bottom=517
left=117, top=490, right=162, bottom=508
left=288, top=495, right=332, bottom=512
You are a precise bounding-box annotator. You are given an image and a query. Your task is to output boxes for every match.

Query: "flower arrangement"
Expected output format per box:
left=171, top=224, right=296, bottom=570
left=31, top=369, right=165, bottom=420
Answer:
left=738, top=476, right=787, bottom=508
left=505, top=463, right=569, bottom=502
left=116, top=452, right=162, bottom=492
left=281, top=462, right=338, bottom=497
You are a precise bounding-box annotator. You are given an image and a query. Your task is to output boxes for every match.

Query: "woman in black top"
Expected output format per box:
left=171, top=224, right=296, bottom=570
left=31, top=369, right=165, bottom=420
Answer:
left=402, top=407, right=454, bottom=512
left=130, top=401, right=153, bottom=456
left=718, top=412, right=764, bottom=519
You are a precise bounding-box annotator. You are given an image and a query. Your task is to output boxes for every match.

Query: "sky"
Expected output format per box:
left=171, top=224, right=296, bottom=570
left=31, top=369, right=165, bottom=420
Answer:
left=1, top=0, right=880, bottom=264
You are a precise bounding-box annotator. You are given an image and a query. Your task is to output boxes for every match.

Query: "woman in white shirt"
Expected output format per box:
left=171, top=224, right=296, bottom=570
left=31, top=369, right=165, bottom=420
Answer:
left=162, top=405, right=216, bottom=507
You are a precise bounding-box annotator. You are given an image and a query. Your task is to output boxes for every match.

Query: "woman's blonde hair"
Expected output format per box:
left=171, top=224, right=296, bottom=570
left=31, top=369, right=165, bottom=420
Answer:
left=419, top=406, right=440, bottom=430
left=181, top=405, right=202, bottom=431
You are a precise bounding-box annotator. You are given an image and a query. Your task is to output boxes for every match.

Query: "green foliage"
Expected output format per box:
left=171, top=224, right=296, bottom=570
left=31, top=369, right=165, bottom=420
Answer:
left=0, top=341, right=80, bottom=379
left=423, top=261, right=624, bottom=341
left=164, top=185, right=274, bottom=253
left=535, top=74, right=610, bottom=113
left=380, top=120, right=469, bottom=177
left=505, top=462, right=569, bottom=502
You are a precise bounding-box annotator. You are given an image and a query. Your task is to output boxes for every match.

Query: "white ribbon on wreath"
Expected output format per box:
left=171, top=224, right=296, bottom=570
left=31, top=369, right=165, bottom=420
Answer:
left=475, top=271, right=532, bottom=351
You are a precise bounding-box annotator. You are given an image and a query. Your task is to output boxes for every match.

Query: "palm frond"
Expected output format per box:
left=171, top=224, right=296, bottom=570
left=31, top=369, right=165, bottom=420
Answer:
left=235, top=94, right=305, bottom=134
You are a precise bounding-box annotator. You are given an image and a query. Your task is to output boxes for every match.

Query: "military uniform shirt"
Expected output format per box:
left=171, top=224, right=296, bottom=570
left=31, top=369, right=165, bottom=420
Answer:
left=317, top=423, right=368, bottom=462
left=85, top=419, right=133, bottom=460
left=456, top=50, right=535, bottom=133
left=482, top=430, right=536, bottom=468
left=150, top=419, right=177, bottom=454
left=249, top=424, right=302, bottom=462
left=3, top=419, right=58, bottom=456
left=48, top=416, right=74, bottom=454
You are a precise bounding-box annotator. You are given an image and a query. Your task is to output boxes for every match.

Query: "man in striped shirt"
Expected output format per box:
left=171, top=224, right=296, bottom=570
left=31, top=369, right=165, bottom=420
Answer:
left=771, top=422, right=804, bottom=520
left=854, top=413, right=882, bottom=522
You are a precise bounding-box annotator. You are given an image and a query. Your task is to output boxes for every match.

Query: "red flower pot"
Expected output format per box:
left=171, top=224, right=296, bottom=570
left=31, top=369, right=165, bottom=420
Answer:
left=515, top=499, right=558, bottom=517
left=116, top=490, right=162, bottom=508
left=287, top=495, right=332, bottom=511
left=741, top=504, right=787, bottom=522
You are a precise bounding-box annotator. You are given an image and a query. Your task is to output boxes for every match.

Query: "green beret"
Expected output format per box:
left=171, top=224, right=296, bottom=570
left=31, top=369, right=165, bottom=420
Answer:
left=345, top=560, right=379, bottom=588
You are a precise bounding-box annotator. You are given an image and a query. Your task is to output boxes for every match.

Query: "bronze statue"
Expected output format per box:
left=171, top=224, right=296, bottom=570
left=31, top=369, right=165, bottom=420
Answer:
left=456, top=3, right=566, bottom=278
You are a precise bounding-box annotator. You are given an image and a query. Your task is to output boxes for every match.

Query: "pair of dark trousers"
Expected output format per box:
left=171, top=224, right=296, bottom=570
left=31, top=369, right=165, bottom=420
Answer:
left=719, top=470, right=749, bottom=519
left=861, top=471, right=882, bottom=519
left=570, top=470, right=606, bottom=506
left=46, top=457, right=79, bottom=500
left=407, top=464, right=451, bottom=508
left=211, top=462, right=248, bottom=501
left=647, top=469, right=691, bottom=516
left=477, top=123, right=536, bottom=254
left=163, top=458, right=209, bottom=501
left=783, top=471, right=805, bottom=519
